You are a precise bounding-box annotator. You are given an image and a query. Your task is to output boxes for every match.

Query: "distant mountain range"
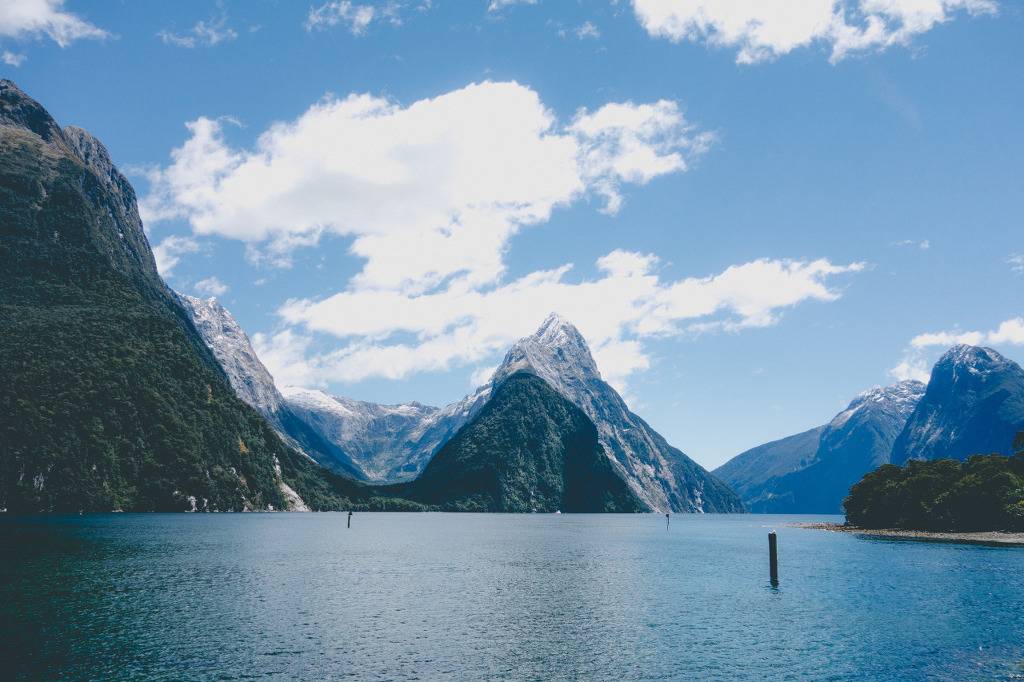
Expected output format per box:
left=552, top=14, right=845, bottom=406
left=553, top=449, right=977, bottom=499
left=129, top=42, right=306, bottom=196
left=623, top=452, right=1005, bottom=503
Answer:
left=3, top=79, right=1020, bottom=515
left=718, top=346, right=1024, bottom=513
left=184, top=296, right=743, bottom=512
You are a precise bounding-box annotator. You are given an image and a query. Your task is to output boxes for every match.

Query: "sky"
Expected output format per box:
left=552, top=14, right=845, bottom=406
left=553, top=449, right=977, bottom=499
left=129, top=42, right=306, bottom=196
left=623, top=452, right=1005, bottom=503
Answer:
left=3, top=0, right=1022, bottom=469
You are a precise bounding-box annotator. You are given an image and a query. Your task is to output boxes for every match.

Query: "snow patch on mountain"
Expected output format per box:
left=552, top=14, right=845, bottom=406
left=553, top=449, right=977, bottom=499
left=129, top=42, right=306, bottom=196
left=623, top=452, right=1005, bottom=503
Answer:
left=281, top=383, right=490, bottom=481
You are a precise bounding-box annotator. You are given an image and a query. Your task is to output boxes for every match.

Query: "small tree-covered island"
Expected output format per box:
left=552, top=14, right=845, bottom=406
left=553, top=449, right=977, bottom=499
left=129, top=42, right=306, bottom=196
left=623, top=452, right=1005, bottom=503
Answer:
left=843, top=433, right=1024, bottom=532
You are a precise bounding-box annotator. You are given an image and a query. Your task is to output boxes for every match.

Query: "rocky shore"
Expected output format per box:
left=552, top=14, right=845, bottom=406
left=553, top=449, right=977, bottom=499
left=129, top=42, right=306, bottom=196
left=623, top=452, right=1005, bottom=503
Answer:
left=795, top=522, right=1024, bottom=546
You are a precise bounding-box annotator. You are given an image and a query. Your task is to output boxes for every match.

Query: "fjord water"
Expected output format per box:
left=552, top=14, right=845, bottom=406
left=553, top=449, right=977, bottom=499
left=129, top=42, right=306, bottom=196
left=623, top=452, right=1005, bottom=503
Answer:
left=1, top=514, right=1022, bottom=681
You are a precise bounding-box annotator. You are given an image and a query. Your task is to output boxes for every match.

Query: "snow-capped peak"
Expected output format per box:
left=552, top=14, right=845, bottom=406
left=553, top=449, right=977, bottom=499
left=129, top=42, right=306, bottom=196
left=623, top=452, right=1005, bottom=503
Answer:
left=938, top=344, right=1011, bottom=376
left=494, top=313, right=601, bottom=389
left=829, top=379, right=926, bottom=430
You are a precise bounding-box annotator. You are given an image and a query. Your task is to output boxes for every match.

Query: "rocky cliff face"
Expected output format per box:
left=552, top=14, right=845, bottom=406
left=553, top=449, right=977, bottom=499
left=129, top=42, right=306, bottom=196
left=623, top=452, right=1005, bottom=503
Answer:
left=492, top=314, right=743, bottom=513
left=716, top=380, right=925, bottom=513
left=177, top=295, right=282, bottom=416
left=891, top=345, right=1024, bottom=464
left=176, top=294, right=367, bottom=480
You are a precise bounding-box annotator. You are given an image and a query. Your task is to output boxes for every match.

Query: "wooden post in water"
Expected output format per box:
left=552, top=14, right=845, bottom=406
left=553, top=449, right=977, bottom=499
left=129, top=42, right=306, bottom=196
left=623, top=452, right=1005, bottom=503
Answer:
left=768, top=531, right=779, bottom=585
left=347, top=511, right=352, bottom=529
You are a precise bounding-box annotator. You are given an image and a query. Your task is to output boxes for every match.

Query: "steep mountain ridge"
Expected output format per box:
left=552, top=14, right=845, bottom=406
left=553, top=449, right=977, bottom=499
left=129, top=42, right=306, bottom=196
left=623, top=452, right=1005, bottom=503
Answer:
left=177, top=295, right=365, bottom=479
left=493, top=314, right=743, bottom=513
left=397, top=372, right=644, bottom=512
left=891, top=345, right=1024, bottom=464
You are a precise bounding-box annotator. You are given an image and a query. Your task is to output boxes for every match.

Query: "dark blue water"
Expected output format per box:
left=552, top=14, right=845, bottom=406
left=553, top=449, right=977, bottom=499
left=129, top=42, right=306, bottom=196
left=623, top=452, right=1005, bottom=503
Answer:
left=1, top=513, right=1022, bottom=681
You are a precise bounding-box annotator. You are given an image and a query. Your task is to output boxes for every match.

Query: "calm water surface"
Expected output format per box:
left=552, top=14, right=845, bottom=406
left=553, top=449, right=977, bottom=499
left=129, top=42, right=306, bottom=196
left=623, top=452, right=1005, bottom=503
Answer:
left=1, top=513, right=1022, bottom=681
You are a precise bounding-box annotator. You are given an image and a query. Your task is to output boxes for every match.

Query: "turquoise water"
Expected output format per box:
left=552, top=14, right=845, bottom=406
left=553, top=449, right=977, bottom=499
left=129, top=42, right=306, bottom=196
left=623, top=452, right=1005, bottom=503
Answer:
left=1, top=513, right=1022, bottom=681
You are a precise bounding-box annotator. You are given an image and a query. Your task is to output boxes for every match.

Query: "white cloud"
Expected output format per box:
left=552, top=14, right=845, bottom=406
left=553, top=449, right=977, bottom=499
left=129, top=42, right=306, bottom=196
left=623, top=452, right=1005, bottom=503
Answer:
left=306, top=1, right=377, bottom=34
left=893, top=238, right=930, bottom=249
left=631, top=0, right=996, bottom=64
left=576, top=21, right=601, bottom=39
left=158, top=14, right=237, bottom=48
left=488, top=0, right=537, bottom=13
left=152, top=235, right=200, bottom=277
left=889, top=356, right=931, bottom=383
left=890, top=316, right=1024, bottom=381
left=194, top=276, right=229, bottom=297
left=0, top=0, right=107, bottom=47
left=2, top=50, right=26, bottom=66
left=1008, top=253, right=1024, bottom=274
left=266, top=254, right=863, bottom=388
left=252, top=329, right=318, bottom=387
left=143, top=81, right=864, bottom=391
left=469, top=364, right=497, bottom=387
left=910, top=329, right=985, bottom=348
left=142, top=81, right=710, bottom=293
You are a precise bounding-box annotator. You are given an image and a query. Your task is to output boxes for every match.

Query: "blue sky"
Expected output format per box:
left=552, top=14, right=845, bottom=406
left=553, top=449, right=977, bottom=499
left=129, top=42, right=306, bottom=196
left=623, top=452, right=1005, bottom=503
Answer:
left=3, top=0, right=1022, bottom=468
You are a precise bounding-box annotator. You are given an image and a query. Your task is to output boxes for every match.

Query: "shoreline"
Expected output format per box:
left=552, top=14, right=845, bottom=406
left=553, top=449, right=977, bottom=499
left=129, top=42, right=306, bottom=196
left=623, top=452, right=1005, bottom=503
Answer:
left=794, top=522, right=1024, bottom=546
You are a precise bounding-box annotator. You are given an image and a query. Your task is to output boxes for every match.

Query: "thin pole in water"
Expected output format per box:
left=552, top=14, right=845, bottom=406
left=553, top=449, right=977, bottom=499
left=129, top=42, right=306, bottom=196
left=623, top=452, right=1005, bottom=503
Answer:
left=768, top=531, right=779, bottom=585
left=666, top=512, right=670, bottom=530
left=347, top=511, right=352, bottom=529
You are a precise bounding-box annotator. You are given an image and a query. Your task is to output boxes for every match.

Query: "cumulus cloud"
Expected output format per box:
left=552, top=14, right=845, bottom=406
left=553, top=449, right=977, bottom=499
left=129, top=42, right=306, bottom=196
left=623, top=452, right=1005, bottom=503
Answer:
left=910, top=318, right=1024, bottom=348
left=142, top=81, right=711, bottom=293
left=1008, top=253, right=1024, bottom=274
left=631, top=0, right=996, bottom=64
left=158, top=14, right=237, bottom=48
left=0, top=0, right=107, bottom=47
left=262, top=254, right=863, bottom=387
left=194, top=276, right=229, bottom=297
left=2, top=50, right=25, bottom=66
left=144, top=80, right=862, bottom=392
left=152, top=235, right=200, bottom=277
left=890, top=316, right=1024, bottom=381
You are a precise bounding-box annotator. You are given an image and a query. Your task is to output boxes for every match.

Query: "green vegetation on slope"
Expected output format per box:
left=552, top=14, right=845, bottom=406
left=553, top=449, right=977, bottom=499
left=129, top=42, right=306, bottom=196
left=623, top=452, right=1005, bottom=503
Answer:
left=397, top=372, right=644, bottom=512
left=844, top=451, right=1024, bottom=531
left=0, top=80, right=358, bottom=512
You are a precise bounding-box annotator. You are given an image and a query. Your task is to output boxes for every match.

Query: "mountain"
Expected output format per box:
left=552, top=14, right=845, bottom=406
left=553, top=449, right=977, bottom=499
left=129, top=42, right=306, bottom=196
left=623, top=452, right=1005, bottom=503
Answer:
left=0, top=79, right=351, bottom=512
left=282, top=384, right=489, bottom=481
left=716, top=380, right=925, bottom=513
left=176, top=295, right=365, bottom=480
left=492, top=314, right=743, bottom=513
left=396, top=372, right=644, bottom=512
left=176, top=295, right=282, bottom=415
left=175, top=294, right=486, bottom=482
left=175, top=293, right=489, bottom=482
left=185, top=300, right=740, bottom=511
left=713, top=426, right=825, bottom=503
left=891, top=345, right=1024, bottom=464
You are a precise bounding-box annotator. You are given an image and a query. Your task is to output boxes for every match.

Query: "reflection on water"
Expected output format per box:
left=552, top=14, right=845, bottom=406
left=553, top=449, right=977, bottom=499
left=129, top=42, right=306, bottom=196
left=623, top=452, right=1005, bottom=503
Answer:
left=1, top=513, right=1022, bottom=680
